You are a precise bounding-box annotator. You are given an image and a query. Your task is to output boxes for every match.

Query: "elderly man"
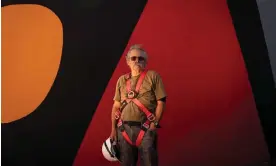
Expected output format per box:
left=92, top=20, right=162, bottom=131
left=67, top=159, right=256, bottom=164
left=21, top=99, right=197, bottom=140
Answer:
left=110, top=44, right=167, bottom=166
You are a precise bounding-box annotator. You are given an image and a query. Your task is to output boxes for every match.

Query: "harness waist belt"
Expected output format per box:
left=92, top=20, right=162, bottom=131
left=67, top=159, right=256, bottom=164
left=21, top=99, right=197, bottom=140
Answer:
left=123, top=121, right=142, bottom=126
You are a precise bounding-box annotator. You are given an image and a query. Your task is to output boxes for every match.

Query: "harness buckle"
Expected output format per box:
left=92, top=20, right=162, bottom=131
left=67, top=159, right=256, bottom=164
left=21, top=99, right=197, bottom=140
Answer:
left=127, top=90, right=137, bottom=99
left=147, top=114, right=155, bottom=122
left=117, top=120, right=123, bottom=127
left=121, top=100, right=128, bottom=106
left=114, top=111, right=121, bottom=120
left=142, top=123, right=150, bottom=129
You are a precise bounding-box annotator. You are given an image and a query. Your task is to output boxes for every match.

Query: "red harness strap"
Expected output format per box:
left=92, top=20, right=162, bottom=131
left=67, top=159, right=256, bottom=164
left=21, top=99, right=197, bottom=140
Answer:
left=115, top=70, right=155, bottom=147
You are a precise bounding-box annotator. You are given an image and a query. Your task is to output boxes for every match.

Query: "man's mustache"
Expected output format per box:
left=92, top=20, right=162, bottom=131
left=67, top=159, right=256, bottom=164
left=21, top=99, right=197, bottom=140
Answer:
left=134, top=62, right=143, bottom=66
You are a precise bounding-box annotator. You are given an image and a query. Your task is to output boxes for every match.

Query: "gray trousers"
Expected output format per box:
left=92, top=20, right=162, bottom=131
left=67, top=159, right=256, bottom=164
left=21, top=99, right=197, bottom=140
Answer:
left=117, top=124, right=158, bottom=166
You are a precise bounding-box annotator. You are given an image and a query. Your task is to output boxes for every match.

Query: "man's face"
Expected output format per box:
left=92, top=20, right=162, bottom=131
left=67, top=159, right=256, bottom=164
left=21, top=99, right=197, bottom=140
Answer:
left=127, top=49, right=147, bottom=71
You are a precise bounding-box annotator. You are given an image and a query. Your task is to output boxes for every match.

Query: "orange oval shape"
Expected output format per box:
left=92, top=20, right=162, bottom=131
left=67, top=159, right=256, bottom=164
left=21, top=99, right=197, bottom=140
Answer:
left=1, top=4, right=63, bottom=123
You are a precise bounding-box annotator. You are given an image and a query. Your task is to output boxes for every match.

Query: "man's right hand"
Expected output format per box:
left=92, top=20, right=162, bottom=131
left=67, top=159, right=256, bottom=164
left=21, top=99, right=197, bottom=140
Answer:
left=110, top=129, right=117, bottom=142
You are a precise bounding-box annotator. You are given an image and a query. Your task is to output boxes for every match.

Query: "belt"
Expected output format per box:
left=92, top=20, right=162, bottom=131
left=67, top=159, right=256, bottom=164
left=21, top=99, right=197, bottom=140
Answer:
left=123, top=121, right=142, bottom=126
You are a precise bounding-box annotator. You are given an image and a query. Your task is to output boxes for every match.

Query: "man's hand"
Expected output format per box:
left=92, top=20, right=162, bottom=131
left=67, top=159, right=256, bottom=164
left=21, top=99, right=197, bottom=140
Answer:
left=110, top=128, right=117, bottom=142
left=149, top=122, right=156, bottom=131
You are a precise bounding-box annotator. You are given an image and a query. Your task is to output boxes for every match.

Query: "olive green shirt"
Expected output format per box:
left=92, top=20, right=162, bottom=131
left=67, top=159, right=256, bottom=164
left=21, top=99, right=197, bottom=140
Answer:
left=113, top=70, right=167, bottom=122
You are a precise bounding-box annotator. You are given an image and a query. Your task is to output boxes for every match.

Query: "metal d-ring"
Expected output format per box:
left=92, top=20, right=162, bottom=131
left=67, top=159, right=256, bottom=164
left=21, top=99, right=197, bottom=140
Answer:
left=127, top=90, right=136, bottom=99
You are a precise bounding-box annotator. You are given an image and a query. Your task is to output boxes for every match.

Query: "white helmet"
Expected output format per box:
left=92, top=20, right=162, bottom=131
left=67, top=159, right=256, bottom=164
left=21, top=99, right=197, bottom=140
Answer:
left=102, top=138, right=121, bottom=162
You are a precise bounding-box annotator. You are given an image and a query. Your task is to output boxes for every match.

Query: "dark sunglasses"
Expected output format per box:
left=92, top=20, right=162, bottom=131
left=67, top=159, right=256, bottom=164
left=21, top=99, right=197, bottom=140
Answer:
left=130, top=56, right=145, bottom=62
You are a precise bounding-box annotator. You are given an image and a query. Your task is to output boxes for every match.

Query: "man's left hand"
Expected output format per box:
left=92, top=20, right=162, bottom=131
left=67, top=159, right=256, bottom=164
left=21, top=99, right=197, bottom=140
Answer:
left=149, top=122, right=156, bottom=131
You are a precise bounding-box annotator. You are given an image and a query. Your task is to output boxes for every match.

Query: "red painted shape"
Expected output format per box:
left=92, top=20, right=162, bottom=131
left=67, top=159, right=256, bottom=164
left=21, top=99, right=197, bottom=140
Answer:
left=73, top=0, right=270, bottom=165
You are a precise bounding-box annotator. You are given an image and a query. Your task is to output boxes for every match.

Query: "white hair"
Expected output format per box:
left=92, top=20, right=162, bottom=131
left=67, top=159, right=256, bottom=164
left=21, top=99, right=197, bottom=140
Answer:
left=126, top=44, right=148, bottom=60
